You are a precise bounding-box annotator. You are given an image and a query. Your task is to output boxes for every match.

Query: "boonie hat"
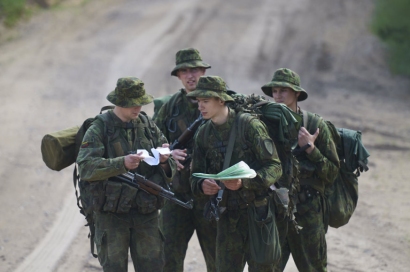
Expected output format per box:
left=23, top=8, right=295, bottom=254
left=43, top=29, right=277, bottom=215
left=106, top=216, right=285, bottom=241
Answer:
left=107, top=77, right=154, bottom=107
left=261, top=68, right=308, bottom=101
left=186, top=76, right=234, bottom=102
left=171, top=48, right=211, bottom=76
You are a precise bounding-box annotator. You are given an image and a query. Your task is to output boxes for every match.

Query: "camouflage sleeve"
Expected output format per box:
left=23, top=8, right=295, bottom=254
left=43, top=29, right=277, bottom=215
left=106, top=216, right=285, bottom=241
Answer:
left=307, top=120, right=340, bottom=186
left=76, top=119, right=127, bottom=182
left=241, top=118, right=282, bottom=190
left=153, top=101, right=169, bottom=141
left=151, top=121, right=177, bottom=183
left=190, top=126, right=207, bottom=197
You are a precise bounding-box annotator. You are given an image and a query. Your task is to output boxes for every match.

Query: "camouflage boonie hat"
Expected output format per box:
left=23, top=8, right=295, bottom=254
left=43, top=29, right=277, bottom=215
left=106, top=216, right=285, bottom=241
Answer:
left=186, top=76, right=234, bottom=102
left=106, top=77, right=154, bottom=107
left=171, top=48, right=211, bottom=76
left=261, top=68, right=308, bottom=101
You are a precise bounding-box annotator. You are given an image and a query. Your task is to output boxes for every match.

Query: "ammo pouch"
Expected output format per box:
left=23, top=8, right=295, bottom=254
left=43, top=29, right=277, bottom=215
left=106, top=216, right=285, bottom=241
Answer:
left=248, top=198, right=281, bottom=265
left=135, top=190, right=159, bottom=214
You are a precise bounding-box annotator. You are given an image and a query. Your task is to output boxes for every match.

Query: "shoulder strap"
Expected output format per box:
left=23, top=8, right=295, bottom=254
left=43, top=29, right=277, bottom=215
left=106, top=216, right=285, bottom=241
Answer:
left=303, top=110, right=322, bottom=135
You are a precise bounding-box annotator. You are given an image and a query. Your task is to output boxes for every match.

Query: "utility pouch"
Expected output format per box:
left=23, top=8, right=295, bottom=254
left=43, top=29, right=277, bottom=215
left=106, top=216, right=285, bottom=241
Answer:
left=116, top=183, right=138, bottom=213
left=90, top=181, right=106, bottom=212
left=273, top=188, right=290, bottom=219
left=248, top=198, right=281, bottom=265
left=102, top=181, right=122, bottom=213
left=136, top=190, right=158, bottom=214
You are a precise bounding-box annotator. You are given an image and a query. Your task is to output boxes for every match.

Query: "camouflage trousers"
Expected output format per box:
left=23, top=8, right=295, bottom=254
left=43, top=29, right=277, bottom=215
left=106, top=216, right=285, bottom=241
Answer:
left=275, top=193, right=327, bottom=272
left=216, top=208, right=274, bottom=272
left=93, top=209, right=164, bottom=272
left=159, top=196, right=217, bottom=272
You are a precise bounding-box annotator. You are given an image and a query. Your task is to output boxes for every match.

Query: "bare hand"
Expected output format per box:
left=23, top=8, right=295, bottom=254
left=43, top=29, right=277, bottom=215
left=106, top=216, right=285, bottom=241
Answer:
left=298, top=127, right=319, bottom=154
left=159, top=143, right=171, bottom=164
left=124, top=152, right=144, bottom=170
left=202, top=179, right=221, bottom=195
left=171, top=149, right=187, bottom=171
left=223, top=179, right=242, bottom=191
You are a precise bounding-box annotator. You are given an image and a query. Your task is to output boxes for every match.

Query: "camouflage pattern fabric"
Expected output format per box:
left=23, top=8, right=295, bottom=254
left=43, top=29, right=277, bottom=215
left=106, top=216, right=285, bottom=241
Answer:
left=154, top=89, right=217, bottom=272
left=171, top=48, right=211, bottom=76
left=261, top=68, right=308, bottom=101
left=106, top=77, right=154, bottom=108
left=77, top=110, right=176, bottom=271
left=186, top=76, right=234, bottom=102
left=274, top=109, right=339, bottom=272
left=191, top=108, right=282, bottom=271
left=94, top=210, right=164, bottom=272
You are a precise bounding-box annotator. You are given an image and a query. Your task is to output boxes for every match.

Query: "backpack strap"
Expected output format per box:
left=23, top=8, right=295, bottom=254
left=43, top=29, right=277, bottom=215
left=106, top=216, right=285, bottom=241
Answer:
left=303, top=110, right=322, bottom=135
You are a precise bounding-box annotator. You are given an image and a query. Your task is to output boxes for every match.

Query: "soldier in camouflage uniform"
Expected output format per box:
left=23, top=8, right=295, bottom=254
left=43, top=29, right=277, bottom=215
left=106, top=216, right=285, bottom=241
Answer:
left=153, top=48, right=217, bottom=272
left=188, top=76, right=283, bottom=272
left=77, top=77, right=176, bottom=272
left=261, top=68, right=340, bottom=272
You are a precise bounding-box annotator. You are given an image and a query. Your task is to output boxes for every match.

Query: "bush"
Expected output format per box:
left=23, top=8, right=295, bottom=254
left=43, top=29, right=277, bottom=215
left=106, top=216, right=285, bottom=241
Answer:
left=0, top=0, right=29, bottom=27
left=371, top=0, right=410, bottom=75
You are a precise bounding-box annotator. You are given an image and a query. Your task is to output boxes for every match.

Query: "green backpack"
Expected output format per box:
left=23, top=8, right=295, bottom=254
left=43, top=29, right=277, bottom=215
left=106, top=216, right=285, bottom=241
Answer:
left=305, top=111, right=370, bottom=228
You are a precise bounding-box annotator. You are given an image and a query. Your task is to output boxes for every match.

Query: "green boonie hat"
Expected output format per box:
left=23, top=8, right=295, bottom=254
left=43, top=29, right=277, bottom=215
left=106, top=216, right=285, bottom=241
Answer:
left=107, top=77, right=154, bottom=107
left=171, top=48, right=211, bottom=76
left=261, top=68, right=308, bottom=101
left=186, top=76, right=234, bottom=102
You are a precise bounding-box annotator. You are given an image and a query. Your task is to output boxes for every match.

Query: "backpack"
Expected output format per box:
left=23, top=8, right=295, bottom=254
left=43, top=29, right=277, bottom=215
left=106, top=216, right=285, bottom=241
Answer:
left=41, top=106, right=159, bottom=257
left=228, top=94, right=302, bottom=220
left=304, top=111, right=370, bottom=228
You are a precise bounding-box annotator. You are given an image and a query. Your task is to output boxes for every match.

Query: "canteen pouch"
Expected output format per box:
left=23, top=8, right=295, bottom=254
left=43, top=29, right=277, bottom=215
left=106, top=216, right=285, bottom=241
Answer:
left=116, top=183, right=138, bottom=214
left=248, top=198, right=281, bottom=265
left=135, top=190, right=158, bottom=214
left=102, top=181, right=122, bottom=213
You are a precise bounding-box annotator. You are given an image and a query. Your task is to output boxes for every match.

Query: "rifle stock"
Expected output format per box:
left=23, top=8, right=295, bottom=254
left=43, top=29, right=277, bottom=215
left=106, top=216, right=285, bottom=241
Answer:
left=170, top=114, right=204, bottom=151
left=110, top=172, right=193, bottom=210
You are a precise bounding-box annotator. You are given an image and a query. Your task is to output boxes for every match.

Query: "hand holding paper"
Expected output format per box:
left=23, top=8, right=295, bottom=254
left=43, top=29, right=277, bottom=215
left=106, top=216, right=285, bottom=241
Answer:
left=136, top=147, right=171, bottom=166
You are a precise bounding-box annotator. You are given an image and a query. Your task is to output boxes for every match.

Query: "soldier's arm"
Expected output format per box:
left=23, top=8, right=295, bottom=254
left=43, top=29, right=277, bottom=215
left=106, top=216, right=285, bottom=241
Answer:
left=76, top=119, right=127, bottom=181
left=242, top=119, right=282, bottom=191
left=306, top=121, right=340, bottom=186
left=153, top=102, right=170, bottom=141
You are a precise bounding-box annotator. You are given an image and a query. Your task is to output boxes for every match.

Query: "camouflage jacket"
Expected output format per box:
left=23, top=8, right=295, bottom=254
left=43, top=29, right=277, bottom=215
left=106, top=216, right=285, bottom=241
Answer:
left=294, top=109, right=340, bottom=194
left=191, top=109, right=282, bottom=207
left=153, top=89, right=201, bottom=196
left=77, top=110, right=176, bottom=184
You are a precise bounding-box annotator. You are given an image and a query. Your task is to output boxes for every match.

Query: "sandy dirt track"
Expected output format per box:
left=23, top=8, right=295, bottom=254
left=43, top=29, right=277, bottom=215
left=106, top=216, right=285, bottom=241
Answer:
left=0, top=0, right=410, bottom=271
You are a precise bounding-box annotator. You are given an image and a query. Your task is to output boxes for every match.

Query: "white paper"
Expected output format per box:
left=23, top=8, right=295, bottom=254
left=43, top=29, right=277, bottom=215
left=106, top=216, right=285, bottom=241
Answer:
left=135, top=147, right=170, bottom=166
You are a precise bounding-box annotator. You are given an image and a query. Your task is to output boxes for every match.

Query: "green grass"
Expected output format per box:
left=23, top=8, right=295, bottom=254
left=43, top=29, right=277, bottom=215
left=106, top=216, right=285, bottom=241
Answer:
left=0, top=0, right=30, bottom=27
left=371, top=0, right=410, bottom=76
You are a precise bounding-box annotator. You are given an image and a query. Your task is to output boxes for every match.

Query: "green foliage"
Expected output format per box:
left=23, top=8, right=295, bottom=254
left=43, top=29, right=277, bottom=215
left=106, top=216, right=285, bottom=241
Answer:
left=0, top=0, right=30, bottom=27
left=371, top=0, right=410, bottom=75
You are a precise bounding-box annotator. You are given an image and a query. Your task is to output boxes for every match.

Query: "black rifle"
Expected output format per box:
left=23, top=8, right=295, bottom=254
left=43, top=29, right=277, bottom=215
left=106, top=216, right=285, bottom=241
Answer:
left=109, top=172, right=193, bottom=210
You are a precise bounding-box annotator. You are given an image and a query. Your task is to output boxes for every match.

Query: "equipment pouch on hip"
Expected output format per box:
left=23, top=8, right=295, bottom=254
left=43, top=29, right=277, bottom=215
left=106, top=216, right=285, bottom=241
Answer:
left=90, top=181, right=106, bottom=212
left=102, top=181, right=122, bottom=213
left=273, top=188, right=289, bottom=220
left=135, top=190, right=158, bottom=214
left=248, top=198, right=281, bottom=265
left=116, top=183, right=138, bottom=213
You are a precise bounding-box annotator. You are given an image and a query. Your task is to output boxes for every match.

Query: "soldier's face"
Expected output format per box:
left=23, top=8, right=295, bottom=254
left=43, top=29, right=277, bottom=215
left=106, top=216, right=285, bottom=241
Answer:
left=197, top=97, right=224, bottom=120
left=271, top=87, right=299, bottom=110
left=117, top=106, right=142, bottom=122
left=177, top=67, right=206, bottom=92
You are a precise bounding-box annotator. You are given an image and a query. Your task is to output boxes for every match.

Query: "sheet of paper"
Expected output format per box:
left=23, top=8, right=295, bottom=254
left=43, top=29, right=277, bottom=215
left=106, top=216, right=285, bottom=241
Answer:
left=192, top=161, right=257, bottom=180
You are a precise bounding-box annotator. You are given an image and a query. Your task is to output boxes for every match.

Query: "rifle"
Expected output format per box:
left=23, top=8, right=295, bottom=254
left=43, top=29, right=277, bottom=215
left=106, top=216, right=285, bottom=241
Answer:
left=169, top=114, right=204, bottom=151
left=109, top=172, right=194, bottom=210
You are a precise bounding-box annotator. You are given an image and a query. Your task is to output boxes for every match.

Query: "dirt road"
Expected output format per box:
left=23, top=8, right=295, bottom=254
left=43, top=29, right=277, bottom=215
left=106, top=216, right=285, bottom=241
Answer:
left=0, top=0, right=409, bottom=271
